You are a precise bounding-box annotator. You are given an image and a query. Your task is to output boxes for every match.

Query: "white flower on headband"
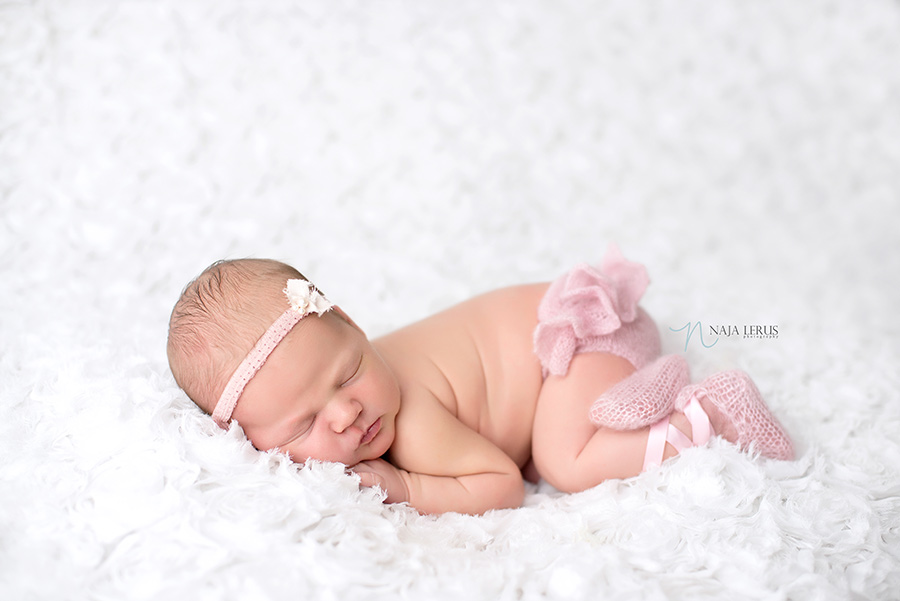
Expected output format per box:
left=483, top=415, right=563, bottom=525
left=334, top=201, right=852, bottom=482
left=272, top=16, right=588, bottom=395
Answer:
left=284, top=279, right=334, bottom=316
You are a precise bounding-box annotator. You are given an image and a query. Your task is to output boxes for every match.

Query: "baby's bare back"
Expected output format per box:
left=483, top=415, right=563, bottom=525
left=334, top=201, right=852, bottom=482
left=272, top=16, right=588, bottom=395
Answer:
left=373, top=283, right=550, bottom=468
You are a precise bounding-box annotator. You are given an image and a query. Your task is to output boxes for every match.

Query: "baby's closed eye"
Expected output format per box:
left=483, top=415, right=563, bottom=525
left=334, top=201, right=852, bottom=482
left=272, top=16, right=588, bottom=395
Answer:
left=279, top=414, right=316, bottom=447
left=340, top=354, right=363, bottom=387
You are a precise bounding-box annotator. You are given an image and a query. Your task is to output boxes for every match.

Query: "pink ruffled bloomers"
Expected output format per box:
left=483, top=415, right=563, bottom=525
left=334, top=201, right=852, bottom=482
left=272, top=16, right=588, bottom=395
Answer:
left=533, top=243, right=661, bottom=378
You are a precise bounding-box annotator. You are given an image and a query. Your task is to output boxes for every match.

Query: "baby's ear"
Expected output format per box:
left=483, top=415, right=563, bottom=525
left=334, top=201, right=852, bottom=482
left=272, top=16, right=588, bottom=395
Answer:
left=332, top=306, right=365, bottom=334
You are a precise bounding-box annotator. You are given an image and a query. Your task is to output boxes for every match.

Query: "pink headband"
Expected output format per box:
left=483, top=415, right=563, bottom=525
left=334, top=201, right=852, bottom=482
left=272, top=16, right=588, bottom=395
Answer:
left=212, top=279, right=333, bottom=427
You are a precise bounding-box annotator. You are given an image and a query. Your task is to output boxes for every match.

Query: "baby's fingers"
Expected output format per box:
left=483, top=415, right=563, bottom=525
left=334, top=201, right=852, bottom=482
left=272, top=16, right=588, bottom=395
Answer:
left=350, top=463, right=386, bottom=490
left=351, top=460, right=409, bottom=504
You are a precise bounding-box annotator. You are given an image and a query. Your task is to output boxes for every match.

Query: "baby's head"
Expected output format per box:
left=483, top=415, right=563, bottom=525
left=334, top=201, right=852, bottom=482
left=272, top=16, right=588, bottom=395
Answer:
left=167, top=258, right=306, bottom=416
left=167, top=259, right=400, bottom=465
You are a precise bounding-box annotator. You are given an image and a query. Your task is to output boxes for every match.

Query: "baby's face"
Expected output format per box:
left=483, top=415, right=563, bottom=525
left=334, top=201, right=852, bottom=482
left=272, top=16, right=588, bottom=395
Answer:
left=231, top=310, right=400, bottom=466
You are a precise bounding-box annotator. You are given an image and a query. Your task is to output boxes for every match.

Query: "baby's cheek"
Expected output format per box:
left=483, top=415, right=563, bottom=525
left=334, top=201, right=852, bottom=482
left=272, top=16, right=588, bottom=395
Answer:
left=360, top=377, right=383, bottom=404
left=374, top=369, right=399, bottom=402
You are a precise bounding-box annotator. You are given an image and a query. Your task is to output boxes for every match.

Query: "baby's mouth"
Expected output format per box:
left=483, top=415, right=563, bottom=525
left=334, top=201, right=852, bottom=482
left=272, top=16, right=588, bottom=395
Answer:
left=360, top=417, right=381, bottom=446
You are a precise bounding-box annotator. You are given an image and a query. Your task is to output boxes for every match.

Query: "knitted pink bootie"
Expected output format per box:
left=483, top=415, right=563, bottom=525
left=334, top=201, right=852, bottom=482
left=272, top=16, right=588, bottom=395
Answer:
left=589, top=354, right=690, bottom=430
left=674, top=370, right=794, bottom=461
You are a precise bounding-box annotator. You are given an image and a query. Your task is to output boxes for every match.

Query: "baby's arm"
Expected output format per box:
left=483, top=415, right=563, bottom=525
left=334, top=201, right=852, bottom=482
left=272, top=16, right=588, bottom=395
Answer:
left=356, top=385, right=525, bottom=515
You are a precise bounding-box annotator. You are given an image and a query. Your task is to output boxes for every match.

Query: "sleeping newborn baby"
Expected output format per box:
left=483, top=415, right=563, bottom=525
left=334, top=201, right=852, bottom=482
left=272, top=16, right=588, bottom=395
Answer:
left=166, top=245, right=793, bottom=515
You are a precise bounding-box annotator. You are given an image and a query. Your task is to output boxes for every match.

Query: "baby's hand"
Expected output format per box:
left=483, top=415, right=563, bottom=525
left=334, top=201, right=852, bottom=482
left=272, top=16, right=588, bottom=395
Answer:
left=351, top=458, right=410, bottom=504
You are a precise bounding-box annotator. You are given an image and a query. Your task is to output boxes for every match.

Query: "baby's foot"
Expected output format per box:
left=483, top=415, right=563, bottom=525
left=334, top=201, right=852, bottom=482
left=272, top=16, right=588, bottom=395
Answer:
left=674, top=370, right=794, bottom=461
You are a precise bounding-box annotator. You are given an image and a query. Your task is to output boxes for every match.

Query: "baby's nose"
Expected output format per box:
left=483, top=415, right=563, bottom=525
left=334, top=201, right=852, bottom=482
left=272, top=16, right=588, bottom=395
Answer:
left=331, top=398, right=363, bottom=432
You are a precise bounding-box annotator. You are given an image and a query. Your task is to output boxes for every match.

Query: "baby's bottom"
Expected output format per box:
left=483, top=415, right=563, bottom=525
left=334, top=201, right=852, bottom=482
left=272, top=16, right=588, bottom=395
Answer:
left=530, top=251, right=719, bottom=489
left=531, top=351, right=711, bottom=492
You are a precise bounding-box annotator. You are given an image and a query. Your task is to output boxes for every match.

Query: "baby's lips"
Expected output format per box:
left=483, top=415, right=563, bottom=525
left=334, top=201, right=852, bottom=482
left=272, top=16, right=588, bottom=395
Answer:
left=359, top=417, right=381, bottom=446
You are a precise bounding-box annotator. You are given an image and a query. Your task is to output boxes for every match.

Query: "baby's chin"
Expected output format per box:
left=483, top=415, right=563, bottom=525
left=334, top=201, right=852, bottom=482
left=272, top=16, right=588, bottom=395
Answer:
left=360, top=440, right=393, bottom=465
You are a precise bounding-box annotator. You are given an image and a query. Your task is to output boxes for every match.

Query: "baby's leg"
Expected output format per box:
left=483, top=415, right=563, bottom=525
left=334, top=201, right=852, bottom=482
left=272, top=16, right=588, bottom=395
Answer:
left=531, top=351, right=701, bottom=492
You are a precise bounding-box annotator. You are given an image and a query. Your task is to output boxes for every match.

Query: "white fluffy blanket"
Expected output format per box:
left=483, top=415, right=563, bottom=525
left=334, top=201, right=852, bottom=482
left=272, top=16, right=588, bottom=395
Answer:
left=2, top=1, right=899, bottom=599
